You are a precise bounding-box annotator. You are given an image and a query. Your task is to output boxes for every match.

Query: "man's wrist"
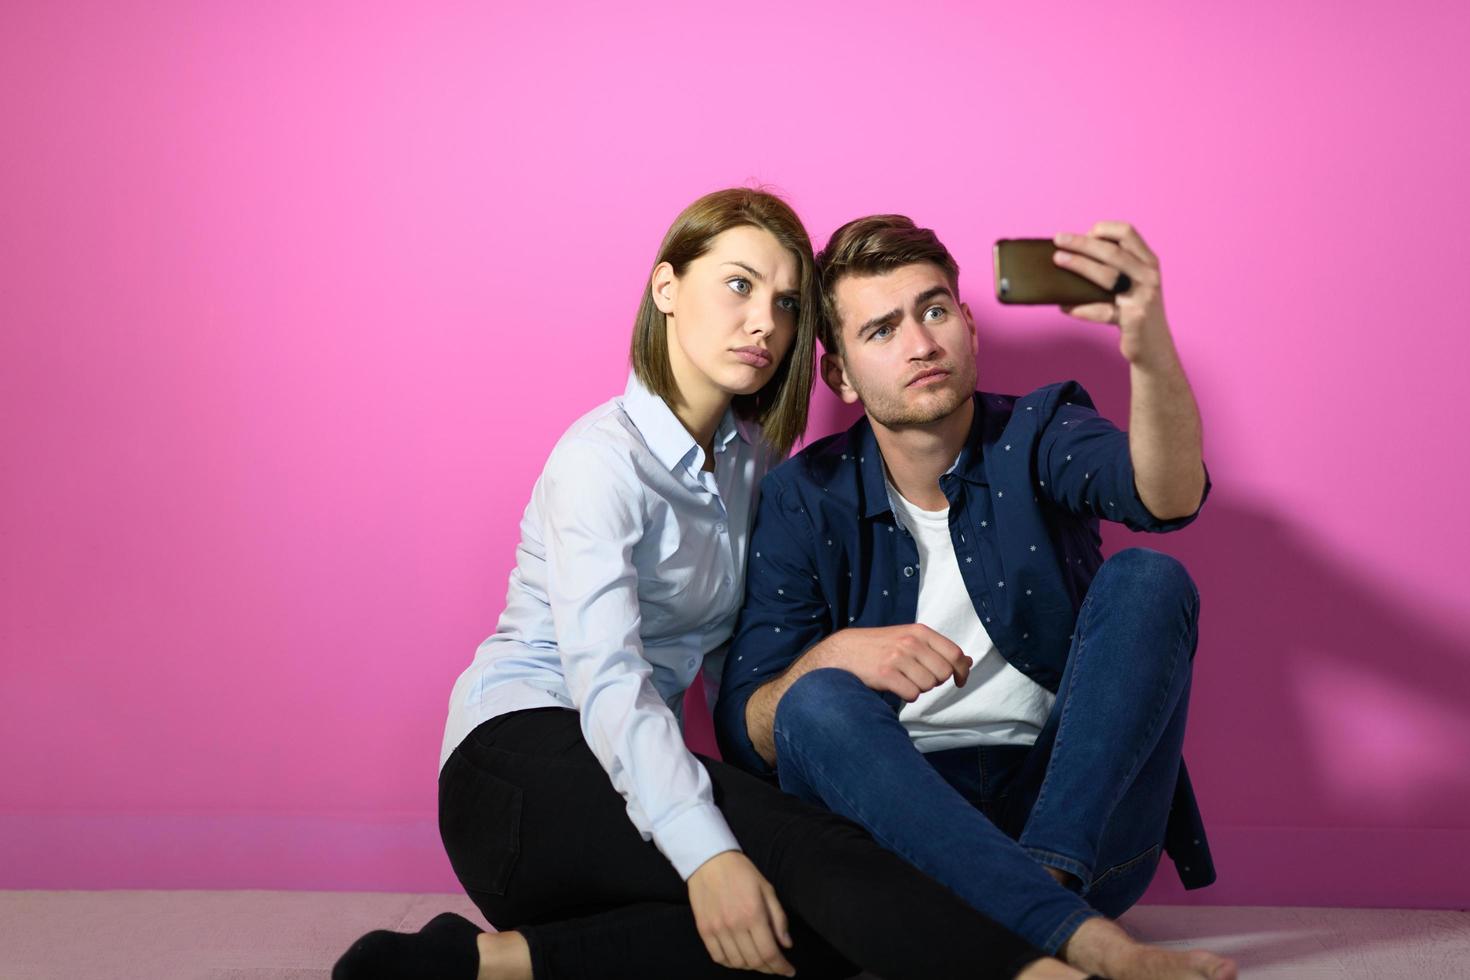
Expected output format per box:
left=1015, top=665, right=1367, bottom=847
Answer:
left=1125, top=334, right=1182, bottom=374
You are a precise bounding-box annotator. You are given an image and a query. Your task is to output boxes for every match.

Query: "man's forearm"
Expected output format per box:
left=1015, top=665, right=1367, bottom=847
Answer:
left=1128, top=346, right=1206, bottom=520
left=743, top=638, right=839, bottom=768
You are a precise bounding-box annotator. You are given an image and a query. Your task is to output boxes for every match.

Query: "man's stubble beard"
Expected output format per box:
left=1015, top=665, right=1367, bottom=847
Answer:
left=853, top=358, right=978, bottom=430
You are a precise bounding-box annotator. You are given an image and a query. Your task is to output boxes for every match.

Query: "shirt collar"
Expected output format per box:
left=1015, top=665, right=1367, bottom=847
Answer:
left=623, top=371, right=749, bottom=473
left=855, top=391, right=989, bottom=519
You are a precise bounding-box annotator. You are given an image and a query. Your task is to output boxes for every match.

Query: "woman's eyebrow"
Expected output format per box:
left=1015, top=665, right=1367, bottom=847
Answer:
left=721, top=260, right=766, bottom=281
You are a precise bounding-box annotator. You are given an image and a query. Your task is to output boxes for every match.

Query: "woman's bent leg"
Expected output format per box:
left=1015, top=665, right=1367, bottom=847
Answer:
left=440, top=708, right=853, bottom=979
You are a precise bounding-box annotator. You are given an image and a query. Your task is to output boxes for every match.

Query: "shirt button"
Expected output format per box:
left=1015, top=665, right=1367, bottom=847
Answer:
left=903, top=566, right=914, bottom=577
left=687, top=658, right=696, bottom=668
left=723, top=576, right=732, bottom=586
left=715, top=522, right=726, bottom=533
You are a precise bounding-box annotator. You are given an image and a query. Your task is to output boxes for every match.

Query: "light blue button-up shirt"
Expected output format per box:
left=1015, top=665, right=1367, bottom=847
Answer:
left=442, top=371, right=779, bottom=880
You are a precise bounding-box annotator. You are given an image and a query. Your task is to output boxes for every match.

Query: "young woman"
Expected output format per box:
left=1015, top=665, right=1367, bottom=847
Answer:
left=334, top=189, right=1093, bottom=980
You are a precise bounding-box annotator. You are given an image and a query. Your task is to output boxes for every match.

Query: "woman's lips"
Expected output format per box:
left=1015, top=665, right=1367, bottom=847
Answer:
left=732, top=347, right=772, bottom=367
left=907, top=369, right=950, bottom=388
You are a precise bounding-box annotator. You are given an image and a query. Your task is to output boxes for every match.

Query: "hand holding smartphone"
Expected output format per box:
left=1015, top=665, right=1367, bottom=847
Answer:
left=993, top=238, right=1115, bottom=306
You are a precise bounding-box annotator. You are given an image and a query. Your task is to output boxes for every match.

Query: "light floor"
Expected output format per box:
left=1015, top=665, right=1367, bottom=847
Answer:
left=1, top=891, right=1466, bottom=979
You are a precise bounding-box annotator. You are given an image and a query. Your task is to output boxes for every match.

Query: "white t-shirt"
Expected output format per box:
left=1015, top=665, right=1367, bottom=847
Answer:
left=888, top=480, right=1056, bottom=753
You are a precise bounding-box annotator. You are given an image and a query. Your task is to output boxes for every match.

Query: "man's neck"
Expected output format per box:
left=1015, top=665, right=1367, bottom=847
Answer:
left=871, top=397, right=975, bottom=512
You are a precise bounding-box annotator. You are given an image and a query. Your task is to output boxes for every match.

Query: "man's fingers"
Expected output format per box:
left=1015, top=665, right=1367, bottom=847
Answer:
left=915, top=626, right=967, bottom=664
left=912, top=626, right=971, bottom=685
left=893, top=657, right=944, bottom=696
left=1060, top=302, right=1118, bottom=324
left=1053, top=233, right=1151, bottom=283
left=913, top=646, right=960, bottom=688
left=1052, top=249, right=1138, bottom=293
left=879, top=670, right=924, bottom=701
left=1089, top=220, right=1159, bottom=265
left=953, top=653, right=973, bottom=686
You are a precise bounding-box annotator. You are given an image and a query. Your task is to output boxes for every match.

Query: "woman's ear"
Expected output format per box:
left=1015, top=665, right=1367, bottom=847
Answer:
left=820, top=351, right=860, bottom=405
left=651, top=262, right=678, bottom=315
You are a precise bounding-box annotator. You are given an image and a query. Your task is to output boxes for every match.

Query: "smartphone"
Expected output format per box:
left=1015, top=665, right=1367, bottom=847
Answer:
left=993, top=238, right=1115, bottom=306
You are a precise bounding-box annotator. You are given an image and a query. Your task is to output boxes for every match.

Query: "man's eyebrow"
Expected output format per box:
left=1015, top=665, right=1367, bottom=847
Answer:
left=912, top=284, right=956, bottom=309
left=853, top=285, right=956, bottom=339
left=856, top=307, right=902, bottom=338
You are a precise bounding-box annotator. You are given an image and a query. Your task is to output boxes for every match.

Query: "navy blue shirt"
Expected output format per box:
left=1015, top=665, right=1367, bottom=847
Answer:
left=715, top=380, right=1216, bottom=889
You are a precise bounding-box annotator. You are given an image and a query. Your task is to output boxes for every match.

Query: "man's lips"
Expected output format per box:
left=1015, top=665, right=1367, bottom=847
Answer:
left=907, top=368, right=951, bottom=388
left=732, top=347, right=772, bottom=367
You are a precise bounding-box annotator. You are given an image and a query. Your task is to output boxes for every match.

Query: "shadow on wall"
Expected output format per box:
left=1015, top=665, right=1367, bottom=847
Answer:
left=793, top=314, right=1470, bottom=877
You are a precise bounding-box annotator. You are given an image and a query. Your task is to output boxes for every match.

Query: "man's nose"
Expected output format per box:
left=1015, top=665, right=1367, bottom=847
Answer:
left=906, top=319, right=940, bottom=359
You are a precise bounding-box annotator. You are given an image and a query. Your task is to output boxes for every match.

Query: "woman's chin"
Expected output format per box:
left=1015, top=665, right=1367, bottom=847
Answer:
left=720, top=366, right=776, bottom=398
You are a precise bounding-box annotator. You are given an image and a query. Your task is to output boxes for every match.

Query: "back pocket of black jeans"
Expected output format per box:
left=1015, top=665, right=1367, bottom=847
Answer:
left=438, top=750, right=523, bottom=895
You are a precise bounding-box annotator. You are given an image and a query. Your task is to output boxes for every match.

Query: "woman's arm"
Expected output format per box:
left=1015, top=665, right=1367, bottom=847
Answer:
left=540, top=437, right=741, bottom=880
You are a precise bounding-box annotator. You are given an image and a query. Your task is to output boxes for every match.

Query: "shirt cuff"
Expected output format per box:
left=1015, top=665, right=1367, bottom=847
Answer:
left=653, top=801, right=743, bottom=881
left=714, top=685, right=778, bottom=779
left=1134, top=460, right=1212, bottom=532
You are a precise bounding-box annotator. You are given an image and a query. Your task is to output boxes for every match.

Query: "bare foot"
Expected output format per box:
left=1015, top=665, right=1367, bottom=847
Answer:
left=1016, top=956, right=1089, bottom=979
left=477, top=930, right=532, bottom=980
left=1063, top=917, right=1238, bottom=980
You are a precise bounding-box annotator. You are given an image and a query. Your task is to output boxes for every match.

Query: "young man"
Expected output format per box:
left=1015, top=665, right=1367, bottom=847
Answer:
left=716, top=215, right=1234, bottom=980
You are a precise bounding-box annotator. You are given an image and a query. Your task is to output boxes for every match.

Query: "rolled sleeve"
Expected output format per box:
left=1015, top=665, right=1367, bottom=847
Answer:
left=543, top=439, right=740, bottom=878
left=716, top=477, right=829, bottom=776
left=1036, top=381, right=1210, bottom=533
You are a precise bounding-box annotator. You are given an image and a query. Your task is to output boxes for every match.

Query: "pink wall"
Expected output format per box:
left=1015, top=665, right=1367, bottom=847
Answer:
left=3, top=1, right=1468, bottom=906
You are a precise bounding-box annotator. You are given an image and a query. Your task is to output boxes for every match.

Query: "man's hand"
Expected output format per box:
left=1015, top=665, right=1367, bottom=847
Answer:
left=814, top=624, right=972, bottom=702
left=687, top=851, right=795, bottom=976
left=1051, top=222, right=1178, bottom=373
left=742, top=623, right=972, bottom=767
left=1051, top=221, right=1206, bottom=521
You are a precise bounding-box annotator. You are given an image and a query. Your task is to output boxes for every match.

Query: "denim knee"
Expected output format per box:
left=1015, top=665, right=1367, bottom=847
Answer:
left=1094, top=548, right=1198, bottom=615
left=774, top=668, right=873, bottom=750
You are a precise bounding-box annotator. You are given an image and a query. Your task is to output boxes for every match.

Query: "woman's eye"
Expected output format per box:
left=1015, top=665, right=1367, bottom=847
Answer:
left=777, top=296, right=800, bottom=314
left=727, top=277, right=751, bottom=295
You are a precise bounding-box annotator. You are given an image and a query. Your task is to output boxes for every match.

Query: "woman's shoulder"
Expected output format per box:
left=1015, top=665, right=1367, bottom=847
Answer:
left=538, top=395, right=653, bottom=495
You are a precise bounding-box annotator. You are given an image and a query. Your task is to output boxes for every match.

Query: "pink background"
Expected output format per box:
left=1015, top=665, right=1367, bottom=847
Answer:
left=3, top=1, right=1468, bottom=907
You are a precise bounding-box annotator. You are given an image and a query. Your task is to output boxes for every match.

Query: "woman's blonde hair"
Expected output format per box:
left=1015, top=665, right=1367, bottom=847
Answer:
left=630, top=187, right=817, bottom=455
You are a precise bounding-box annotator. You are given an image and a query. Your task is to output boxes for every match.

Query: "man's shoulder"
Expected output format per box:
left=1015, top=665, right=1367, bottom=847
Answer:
left=765, top=417, right=867, bottom=491
left=985, top=381, right=1097, bottom=413
left=987, top=382, right=1103, bottom=437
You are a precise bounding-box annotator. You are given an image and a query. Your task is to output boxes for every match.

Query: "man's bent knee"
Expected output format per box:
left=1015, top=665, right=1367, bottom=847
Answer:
left=774, top=668, right=884, bottom=749
left=1094, top=547, right=1198, bottom=615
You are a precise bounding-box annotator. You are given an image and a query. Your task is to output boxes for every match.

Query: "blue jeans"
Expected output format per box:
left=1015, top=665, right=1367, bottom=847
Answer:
left=772, top=548, right=1199, bottom=955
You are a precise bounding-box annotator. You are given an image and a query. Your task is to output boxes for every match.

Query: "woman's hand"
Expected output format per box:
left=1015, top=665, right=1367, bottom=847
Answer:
left=687, top=850, right=795, bottom=976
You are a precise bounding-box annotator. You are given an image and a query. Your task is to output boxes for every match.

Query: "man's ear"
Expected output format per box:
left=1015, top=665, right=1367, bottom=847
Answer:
left=961, top=301, right=978, bottom=353
left=821, top=350, right=861, bottom=405
left=651, top=262, right=677, bottom=314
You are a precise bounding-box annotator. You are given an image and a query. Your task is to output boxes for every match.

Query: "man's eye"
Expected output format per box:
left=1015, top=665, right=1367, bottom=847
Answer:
left=727, top=277, right=751, bottom=295
left=870, top=325, right=894, bottom=341
left=924, top=306, right=946, bottom=321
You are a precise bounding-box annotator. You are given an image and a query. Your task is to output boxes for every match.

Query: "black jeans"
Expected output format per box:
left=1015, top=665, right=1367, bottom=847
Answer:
left=439, top=707, right=1044, bottom=980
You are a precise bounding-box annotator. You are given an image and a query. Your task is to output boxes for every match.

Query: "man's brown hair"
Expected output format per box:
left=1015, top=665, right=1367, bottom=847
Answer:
left=630, top=187, right=818, bottom=456
left=814, top=214, right=961, bottom=353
